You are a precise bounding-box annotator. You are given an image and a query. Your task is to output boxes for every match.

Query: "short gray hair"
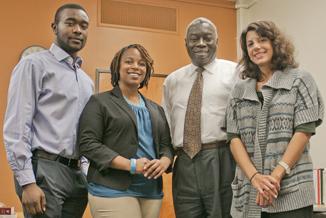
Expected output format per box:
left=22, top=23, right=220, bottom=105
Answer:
left=185, top=17, right=218, bottom=40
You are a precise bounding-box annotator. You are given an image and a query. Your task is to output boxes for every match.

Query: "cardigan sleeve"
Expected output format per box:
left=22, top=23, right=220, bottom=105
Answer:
left=77, top=95, right=119, bottom=172
left=293, top=72, right=324, bottom=128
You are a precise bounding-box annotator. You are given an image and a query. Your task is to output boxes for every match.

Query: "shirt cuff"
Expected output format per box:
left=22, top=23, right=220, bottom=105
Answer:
left=15, top=169, right=36, bottom=186
left=295, top=121, right=316, bottom=134
left=227, top=133, right=240, bottom=143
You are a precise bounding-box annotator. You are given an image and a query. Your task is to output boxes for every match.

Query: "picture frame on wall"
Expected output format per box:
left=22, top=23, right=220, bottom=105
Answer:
left=95, top=68, right=167, bottom=93
left=95, top=68, right=111, bottom=93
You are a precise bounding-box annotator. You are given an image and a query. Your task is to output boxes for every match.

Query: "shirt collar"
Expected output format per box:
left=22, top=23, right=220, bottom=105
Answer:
left=204, top=58, right=217, bottom=74
left=189, top=58, right=217, bottom=75
left=49, top=43, right=83, bottom=68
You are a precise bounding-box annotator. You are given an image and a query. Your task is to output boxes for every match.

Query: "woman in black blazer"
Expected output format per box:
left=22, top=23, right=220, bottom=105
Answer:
left=78, top=44, right=174, bottom=218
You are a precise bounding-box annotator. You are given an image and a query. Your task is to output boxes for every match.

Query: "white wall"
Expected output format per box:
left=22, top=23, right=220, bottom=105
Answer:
left=236, top=0, right=326, bottom=168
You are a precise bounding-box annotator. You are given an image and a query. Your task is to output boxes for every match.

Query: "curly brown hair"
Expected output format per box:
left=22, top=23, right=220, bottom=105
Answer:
left=110, top=44, right=154, bottom=89
left=238, top=21, right=298, bottom=80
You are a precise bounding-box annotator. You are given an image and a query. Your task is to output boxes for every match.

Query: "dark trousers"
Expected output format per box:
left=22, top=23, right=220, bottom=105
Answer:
left=172, top=144, right=235, bottom=218
left=15, top=158, right=88, bottom=218
left=261, top=206, right=313, bottom=218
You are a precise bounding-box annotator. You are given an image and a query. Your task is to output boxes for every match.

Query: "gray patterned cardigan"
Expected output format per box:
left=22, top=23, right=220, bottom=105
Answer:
left=226, top=68, right=324, bottom=218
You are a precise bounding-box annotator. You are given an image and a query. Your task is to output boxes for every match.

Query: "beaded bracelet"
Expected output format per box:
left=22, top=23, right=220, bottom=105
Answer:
left=249, top=171, right=259, bottom=183
left=130, top=158, right=137, bottom=174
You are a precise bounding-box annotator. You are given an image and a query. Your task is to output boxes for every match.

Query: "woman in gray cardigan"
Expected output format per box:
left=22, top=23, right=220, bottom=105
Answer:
left=78, top=44, right=174, bottom=218
left=226, top=21, right=324, bottom=217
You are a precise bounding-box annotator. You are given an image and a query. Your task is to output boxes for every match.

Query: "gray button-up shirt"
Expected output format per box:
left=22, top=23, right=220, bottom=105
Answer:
left=3, top=43, right=94, bottom=186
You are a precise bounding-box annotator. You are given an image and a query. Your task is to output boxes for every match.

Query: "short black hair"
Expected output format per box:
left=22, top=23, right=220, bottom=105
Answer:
left=54, top=3, right=88, bottom=24
left=110, top=44, right=154, bottom=89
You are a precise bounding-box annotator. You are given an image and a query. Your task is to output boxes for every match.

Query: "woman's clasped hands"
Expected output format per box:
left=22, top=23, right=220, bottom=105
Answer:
left=134, top=157, right=171, bottom=179
left=250, top=173, right=280, bottom=208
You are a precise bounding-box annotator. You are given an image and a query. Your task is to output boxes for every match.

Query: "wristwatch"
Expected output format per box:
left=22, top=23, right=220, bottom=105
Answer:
left=278, top=161, right=291, bottom=175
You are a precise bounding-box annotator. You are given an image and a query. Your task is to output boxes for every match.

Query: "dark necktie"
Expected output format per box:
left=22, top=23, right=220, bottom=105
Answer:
left=183, top=67, right=205, bottom=159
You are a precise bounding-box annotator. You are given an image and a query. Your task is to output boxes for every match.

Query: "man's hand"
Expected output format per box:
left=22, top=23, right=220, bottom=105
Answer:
left=143, top=156, right=171, bottom=179
left=22, top=183, right=46, bottom=215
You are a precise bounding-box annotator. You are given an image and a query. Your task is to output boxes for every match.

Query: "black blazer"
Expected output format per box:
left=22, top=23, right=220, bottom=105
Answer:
left=78, top=86, right=174, bottom=190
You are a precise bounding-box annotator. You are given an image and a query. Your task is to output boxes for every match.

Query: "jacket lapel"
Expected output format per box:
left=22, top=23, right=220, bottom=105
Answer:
left=111, top=86, right=138, bottom=128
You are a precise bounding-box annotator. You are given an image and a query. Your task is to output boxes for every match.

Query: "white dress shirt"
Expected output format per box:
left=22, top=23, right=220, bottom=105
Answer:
left=162, top=58, right=237, bottom=147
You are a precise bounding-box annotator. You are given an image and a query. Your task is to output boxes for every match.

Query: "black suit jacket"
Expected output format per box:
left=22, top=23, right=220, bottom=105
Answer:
left=78, top=86, right=174, bottom=190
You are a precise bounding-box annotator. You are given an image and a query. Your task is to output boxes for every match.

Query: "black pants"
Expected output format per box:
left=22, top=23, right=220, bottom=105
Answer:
left=172, top=145, right=235, bottom=218
left=15, top=158, right=88, bottom=218
left=261, top=205, right=313, bottom=218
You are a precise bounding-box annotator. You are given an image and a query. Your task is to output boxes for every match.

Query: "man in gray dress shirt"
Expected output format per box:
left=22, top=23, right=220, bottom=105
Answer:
left=3, top=3, right=93, bottom=218
left=163, top=17, right=237, bottom=218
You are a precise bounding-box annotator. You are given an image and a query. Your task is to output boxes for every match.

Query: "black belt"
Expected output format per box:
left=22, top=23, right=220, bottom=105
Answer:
left=33, top=150, right=80, bottom=169
left=175, top=140, right=227, bottom=156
